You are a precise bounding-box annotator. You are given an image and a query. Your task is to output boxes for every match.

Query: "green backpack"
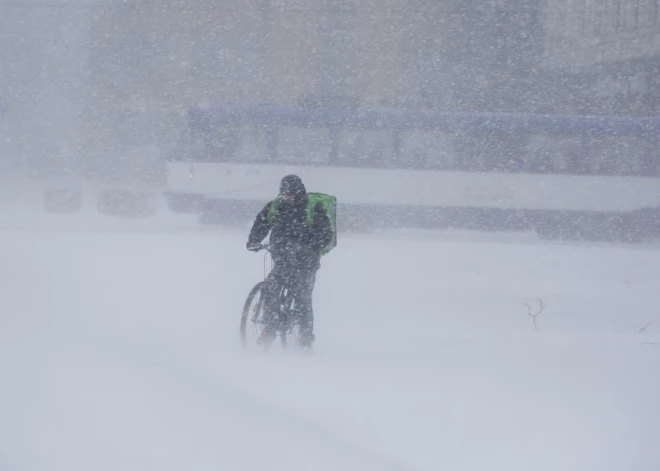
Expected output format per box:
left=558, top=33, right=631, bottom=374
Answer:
left=268, top=192, right=337, bottom=256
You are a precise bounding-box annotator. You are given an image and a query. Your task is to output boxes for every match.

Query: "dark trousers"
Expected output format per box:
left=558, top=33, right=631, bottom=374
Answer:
left=262, top=264, right=316, bottom=338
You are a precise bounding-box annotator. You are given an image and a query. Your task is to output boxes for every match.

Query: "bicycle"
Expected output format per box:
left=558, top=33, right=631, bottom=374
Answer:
left=239, top=244, right=309, bottom=352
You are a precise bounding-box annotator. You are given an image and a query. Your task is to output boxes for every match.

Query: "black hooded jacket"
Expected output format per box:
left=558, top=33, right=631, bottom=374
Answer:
left=247, top=192, right=333, bottom=271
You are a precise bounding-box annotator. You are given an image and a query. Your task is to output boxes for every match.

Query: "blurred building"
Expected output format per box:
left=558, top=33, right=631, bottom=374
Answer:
left=1, top=0, right=656, bottom=182
left=82, top=0, right=545, bottom=165
left=84, top=0, right=544, bottom=112
left=0, top=0, right=90, bottom=179
left=540, top=0, right=660, bottom=115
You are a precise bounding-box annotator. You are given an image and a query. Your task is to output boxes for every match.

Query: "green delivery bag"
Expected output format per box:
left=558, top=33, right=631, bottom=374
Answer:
left=268, top=192, right=337, bottom=256
left=306, top=192, right=337, bottom=256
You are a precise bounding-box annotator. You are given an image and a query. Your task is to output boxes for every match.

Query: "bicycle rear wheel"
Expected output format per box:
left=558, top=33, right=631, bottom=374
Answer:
left=278, top=290, right=294, bottom=348
left=278, top=290, right=308, bottom=350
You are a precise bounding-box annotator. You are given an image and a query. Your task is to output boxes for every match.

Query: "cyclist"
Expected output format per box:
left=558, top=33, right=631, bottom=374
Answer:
left=246, top=174, right=333, bottom=348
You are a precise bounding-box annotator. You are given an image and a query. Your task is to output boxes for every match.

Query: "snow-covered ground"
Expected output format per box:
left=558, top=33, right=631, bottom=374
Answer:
left=1, top=199, right=659, bottom=471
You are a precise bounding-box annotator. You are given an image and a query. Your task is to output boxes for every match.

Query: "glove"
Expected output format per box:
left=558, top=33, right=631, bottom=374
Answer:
left=246, top=241, right=262, bottom=252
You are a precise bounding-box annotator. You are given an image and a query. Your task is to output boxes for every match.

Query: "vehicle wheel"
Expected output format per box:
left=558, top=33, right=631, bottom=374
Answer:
left=97, top=190, right=157, bottom=218
left=43, top=188, right=82, bottom=213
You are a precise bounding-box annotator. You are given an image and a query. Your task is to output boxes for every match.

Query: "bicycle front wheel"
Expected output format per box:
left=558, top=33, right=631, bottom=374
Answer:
left=240, top=281, right=270, bottom=352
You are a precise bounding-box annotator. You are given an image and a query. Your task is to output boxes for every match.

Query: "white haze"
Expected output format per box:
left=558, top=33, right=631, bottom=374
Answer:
left=1, top=1, right=660, bottom=470
left=1, top=207, right=660, bottom=470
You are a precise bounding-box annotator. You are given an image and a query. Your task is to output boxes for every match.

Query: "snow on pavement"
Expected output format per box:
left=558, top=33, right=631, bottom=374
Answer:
left=1, top=211, right=659, bottom=471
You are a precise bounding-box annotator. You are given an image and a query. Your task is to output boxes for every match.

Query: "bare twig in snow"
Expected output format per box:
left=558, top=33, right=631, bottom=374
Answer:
left=636, top=321, right=653, bottom=334
left=525, top=297, right=546, bottom=330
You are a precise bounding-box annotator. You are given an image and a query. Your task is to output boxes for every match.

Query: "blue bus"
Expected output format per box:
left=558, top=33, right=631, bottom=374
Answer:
left=165, top=103, right=660, bottom=242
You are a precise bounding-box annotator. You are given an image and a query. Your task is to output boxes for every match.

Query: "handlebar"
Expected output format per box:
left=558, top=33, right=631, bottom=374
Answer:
left=248, top=242, right=270, bottom=253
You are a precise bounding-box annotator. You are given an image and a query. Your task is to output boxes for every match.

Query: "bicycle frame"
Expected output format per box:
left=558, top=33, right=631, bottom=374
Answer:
left=259, top=244, right=273, bottom=281
left=242, top=242, right=305, bottom=349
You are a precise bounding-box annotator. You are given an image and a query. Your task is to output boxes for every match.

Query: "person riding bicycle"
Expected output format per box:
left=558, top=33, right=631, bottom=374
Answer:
left=246, top=174, right=333, bottom=348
